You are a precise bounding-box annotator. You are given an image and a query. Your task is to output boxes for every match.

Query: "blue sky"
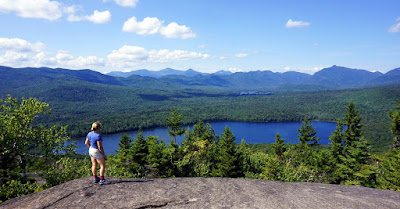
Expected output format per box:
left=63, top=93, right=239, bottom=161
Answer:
left=0, top=0, right=399, bottom=74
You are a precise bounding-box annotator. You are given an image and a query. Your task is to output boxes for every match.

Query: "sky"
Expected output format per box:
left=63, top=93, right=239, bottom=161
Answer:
left=0, top=0, right=399, bottom=74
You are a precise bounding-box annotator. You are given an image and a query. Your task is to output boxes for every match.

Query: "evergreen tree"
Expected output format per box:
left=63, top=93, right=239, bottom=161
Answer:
left=297, top=117, right=320, bottom=145
left=117, top=133, right=132, bottom=158
left=336, top=101, right=376, bottom=186
left=295, top=117, right=319, bottom=168
left=328, top=119, right=344, bottom=183
left=272, top=133, right=286, bottom=160
left=388, top=99, right=400, bottom=149
left=377, top=149, right=400, bottom=191
left=166, top=108, right=184, bottom=143
left=213, top=126, right=237, bottom=177
left=343, top=101, right=363, bottom=147
left=235, top=139, right=250, bottom=177
left=146, top=135, right=162, bottom=167
left=377, top=99, right=400, bottom=190
left=130, top=130, right=148, bottom=166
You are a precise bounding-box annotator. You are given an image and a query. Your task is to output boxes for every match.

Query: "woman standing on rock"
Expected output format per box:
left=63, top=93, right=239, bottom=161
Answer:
left=85, top=121, right=110, bottom=185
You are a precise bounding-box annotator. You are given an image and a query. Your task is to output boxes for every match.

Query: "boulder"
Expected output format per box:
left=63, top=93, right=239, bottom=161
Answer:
left=2, top=177, right=400, bottom=209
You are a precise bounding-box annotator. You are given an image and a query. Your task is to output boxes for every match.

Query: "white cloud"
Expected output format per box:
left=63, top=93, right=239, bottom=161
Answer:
left=0, top=51, right=30, bottom=64
left=68, top=10, right=111, bottom=24
left=34, top=52, right=56, bottom=66
left=123, top=16, right=196, bottom=39
left=0, top=38, right=44, bottom=52
left=0, top=37, right=105, bottom=68
left=107, top=45, right=149, bottom=67
left=284, top=67, right=291, bottom=71
left=56, top=51, right=104, bottom=67
left=388, top=17, right=400, bottom=33
left=228, top=67, right=244, bottom=73
left=104, top=0, right=138, bottom=8
left=56, top=51, right=73, bottom=61
left=149, top=49, right=209, bottom=62
left=235, top=53, right=248, bottom=58
left=122, top=17, right=163, bottom=35
left=285, top=19, right=310, bottom=28
left=0, top=0, right=62, bottom=20
left=160, top=22, right=196, bottom=39
left=86, top=10, right=111, bottom=24
left=107, top=45, right=209, bottom=67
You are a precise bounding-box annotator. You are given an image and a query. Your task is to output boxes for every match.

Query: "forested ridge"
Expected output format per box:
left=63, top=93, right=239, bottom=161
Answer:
left=1, top=65, right=400, bottom=150
left=1, top=96, right=400, bottom=204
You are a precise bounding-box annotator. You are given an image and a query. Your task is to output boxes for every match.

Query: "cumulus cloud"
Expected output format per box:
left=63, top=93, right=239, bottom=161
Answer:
left=0, top=51, right=30, bottom=64
left=122, top=17, right=163, bottom=35
left=0, top=38, right=44, bottom=52
left=235, top=53, right=248, bottom=58
left=0, top=0, right=63, bottom=20
left=149, top=49, right=209, bottom=62
left=286, top=19, right=310, bottom=28
left=55, top=51, right=104, bottom=67
left=388, top=17, right=400, bottom=33
left=160, top=22, right=196, bottom=39
left=107, top=45, right=149, bottom=67
left=107, top=45, right=209, bottom=67
left=0, top=37, right=105, bottom=68
left=68, top=10, right=111, bottom=24
left=104, top=0, right=139, bottom=8
left=123, top=16, right=196, bottom=39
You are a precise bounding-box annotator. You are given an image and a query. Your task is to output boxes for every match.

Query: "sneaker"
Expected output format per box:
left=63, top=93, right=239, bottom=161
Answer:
left=99, top=179, right=111, bottom=185
left=93, top=177, right=100, bottom=183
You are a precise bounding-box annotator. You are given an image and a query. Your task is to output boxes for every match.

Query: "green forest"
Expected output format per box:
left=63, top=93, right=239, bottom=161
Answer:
left=1, top=95, right=400, bottom=203
left=12, top=83, right=399, bottom=152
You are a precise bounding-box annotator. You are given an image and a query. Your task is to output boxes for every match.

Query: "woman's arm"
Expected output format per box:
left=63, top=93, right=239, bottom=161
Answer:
left=85, top=138, right=90, bottom=148
left=97, top=140, right=107, bottom=159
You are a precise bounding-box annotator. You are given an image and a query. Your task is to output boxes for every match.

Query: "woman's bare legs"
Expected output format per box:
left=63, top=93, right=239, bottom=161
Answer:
left=91, top=157, right=98, bottom=176
left=96, top=158, right=106, bottom=177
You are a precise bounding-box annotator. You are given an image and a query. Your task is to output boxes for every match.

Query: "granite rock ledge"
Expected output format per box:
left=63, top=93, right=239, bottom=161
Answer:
left=1, top=177, right=400, bottom=209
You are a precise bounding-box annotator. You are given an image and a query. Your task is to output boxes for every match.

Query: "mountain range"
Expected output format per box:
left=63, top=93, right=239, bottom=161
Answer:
left=1, top=65, right=400, bottom=95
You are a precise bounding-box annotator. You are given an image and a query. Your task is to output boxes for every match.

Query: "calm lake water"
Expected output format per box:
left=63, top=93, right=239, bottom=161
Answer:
left=68, top=121, right=337, bottom=155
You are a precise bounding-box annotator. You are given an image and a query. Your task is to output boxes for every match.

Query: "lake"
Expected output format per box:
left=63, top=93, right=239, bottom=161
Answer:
left=68, top=121, right=337, bottom=155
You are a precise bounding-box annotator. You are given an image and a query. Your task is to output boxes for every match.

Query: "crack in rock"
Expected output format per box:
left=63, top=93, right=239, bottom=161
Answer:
left=134, top=198, right=198, bottom=209
left=42, top=192, right=74, bottom=209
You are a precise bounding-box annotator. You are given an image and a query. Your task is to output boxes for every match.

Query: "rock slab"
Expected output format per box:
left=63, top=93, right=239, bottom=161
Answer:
left=1, top=177, right=400, bottom=209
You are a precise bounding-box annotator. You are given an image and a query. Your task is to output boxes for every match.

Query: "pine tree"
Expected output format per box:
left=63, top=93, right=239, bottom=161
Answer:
left=213, top=126, right=237, bottom=177
left=117, top=133, right=132, bottom=158
left=235, top=139, right=250, bottom=177
left=388, top=99, right=400, bottom=149
left=328, top=119, right=344, bottom=183
left=130, top=130, right=148, bottom=166
left=336, top=101, right=376, bottom=186
left=272, top=133, right=286, bottom=160
left=377, top=99, right=400, bottom=190
left=166, top=108, right=184, bottom=143
left=296, top=117, right=320, bottom=167
left=297, top=117, right=321, bottom=145
left=377, top=149, right=400, bottom=191
left=343, top=101, right=363, bottom=147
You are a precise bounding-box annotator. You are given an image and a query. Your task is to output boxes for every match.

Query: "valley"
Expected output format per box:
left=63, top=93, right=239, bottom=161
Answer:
left=1, top=65, right=399, bottom=151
